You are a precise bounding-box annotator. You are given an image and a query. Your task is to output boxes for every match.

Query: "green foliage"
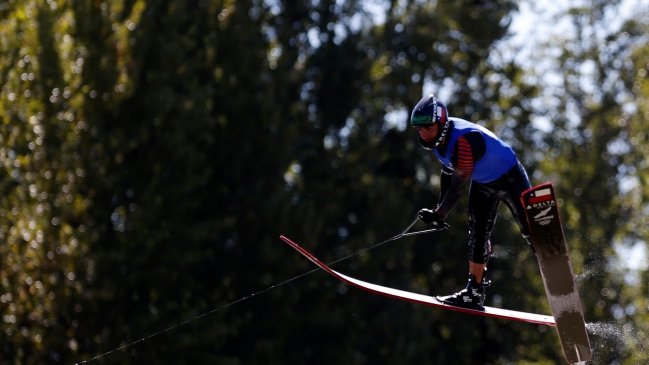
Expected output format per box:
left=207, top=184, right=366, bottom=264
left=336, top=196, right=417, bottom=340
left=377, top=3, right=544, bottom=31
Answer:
left=515, top=2, right=649, bottom=364
left=0, top=0, right=647, bottom=364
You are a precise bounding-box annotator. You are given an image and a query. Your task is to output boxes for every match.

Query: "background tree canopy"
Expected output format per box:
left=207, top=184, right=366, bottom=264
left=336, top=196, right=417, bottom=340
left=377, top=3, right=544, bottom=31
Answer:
left=1, top=0, right=648, bottom=364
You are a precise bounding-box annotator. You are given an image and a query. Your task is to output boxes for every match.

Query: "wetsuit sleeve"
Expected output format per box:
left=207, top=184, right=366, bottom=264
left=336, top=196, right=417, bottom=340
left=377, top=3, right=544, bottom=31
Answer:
left=436, top=131, right=486, bottom=215
left=438, top=165, right=453, bottom=206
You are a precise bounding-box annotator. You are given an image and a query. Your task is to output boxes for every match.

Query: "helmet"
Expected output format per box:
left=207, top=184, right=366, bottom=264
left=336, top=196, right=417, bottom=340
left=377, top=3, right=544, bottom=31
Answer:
left=410, top=94, right=449, bottom=148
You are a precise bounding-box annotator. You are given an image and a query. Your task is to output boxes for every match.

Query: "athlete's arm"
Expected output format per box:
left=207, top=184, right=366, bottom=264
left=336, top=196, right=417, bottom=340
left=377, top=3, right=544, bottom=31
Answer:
left=436, top=131, right=486, bottom=215
left=438, top=165, right=453, bottom=207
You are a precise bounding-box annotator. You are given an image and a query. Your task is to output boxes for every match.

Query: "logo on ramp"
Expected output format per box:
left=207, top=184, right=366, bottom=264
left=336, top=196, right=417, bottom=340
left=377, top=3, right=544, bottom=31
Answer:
left=534, top=207, right=552, bottom=218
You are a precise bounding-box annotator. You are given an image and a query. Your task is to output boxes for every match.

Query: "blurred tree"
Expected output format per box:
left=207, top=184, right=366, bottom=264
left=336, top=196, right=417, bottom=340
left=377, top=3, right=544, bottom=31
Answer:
left=1, top=0, right=648, bottom=364
left=0, top=1, right=97, bottom=363
left=513, top=2, right=649, bottom=364
left=615, top=8, right=649, bottom=365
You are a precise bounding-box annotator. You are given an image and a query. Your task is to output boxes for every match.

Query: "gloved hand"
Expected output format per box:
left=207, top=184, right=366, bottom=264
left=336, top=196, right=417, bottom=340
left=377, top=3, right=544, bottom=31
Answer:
left=418, top=208, right=446, bottom=228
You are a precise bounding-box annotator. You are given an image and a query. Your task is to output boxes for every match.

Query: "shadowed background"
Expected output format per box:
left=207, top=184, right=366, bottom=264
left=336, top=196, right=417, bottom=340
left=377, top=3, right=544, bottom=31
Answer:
left=1, top=0, right=649, bottom=364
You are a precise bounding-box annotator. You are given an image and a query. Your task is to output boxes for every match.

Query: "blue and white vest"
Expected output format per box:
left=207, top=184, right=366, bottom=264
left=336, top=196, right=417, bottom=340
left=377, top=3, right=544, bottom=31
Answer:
left=433, top=118, right=517, bottom=183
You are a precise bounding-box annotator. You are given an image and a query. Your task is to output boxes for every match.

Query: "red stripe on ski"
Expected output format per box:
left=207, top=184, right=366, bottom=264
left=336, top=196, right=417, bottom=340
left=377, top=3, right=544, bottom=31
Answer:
left=280, top=235, right=556, bottom=327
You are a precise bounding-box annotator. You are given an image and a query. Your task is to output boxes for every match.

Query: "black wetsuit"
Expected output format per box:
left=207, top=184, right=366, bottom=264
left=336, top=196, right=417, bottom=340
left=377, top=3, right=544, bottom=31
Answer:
left=421, top=119, right=533, bottom=264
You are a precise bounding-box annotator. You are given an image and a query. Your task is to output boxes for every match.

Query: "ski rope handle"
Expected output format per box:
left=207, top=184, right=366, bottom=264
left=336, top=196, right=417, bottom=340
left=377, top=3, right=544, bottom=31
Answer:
left=326, top=216, right=449, bottom=267
left=325, top=216, right=447, bottom=266
left=381, top=216, right=449, bottom=243
left=402, top=222, right=450, bottom=237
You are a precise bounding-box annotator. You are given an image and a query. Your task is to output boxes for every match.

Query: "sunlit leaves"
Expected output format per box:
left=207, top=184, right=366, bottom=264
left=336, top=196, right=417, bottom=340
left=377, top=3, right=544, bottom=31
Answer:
left=0, top=0, right=147, bottom=362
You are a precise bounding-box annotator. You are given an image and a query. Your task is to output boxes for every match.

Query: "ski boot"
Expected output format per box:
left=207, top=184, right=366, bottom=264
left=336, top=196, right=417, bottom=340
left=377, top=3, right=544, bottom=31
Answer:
left=436, top=274, right=491, bottom=311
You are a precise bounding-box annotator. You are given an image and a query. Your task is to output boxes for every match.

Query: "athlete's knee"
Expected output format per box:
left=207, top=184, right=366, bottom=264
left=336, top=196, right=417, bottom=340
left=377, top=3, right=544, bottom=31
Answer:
left=468, top=234, right=492, bottom=264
